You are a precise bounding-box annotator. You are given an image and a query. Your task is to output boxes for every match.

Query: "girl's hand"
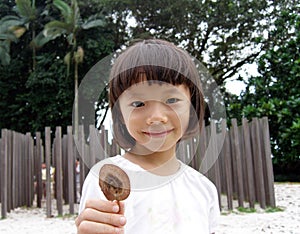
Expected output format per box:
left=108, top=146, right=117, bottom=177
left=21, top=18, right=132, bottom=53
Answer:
left=75, top=199, right=126, bottom=234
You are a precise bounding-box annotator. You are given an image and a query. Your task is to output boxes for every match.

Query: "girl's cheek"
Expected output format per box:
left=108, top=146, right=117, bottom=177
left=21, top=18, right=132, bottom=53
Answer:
left=170, top=103, right=191, bottom=115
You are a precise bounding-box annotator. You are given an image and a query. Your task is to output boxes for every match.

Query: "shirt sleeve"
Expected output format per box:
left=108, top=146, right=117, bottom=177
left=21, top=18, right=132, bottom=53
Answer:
left=209, top=185, right=220, bottom=233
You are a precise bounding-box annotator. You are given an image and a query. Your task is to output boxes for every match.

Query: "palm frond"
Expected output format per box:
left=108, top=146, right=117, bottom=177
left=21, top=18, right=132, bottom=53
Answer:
left=53, top=0, right=73, bottom=24
left=82, top=16, right=106, bottom=30
left=15, top=0, right=36, bottom=21
left=0, top=42, right=11, bottom=66
left=31, top=31, right=53, bottom=48
left=0, top=16, right=25, bottom=33
left=44, top=20, right=72, bottom=37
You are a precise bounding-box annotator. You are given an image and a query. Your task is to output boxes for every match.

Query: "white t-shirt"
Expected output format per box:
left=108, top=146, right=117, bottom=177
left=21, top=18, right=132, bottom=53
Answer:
left=79, top=155, right=220, bottom=234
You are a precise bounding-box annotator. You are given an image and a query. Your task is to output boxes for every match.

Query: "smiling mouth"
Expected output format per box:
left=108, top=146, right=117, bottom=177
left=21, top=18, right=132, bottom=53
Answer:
left=143, top=129, right=173, bottom=138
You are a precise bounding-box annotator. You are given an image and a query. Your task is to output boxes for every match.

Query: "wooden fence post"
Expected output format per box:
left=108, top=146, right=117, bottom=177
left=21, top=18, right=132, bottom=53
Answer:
left=210, top=121, right=222, bottom=208
left=21, top=132, right=26, bottom=207
left=231, top=119, right=244, bottom=208
left=1, top=129, right=8, bottom=218
left=78, top=125, right=87, bottom=198
left=191, top=135, right=200, bottom=171
left=67, top=126, right=75, bottom=214
left=62, top=135, right=68, bottom=203
left=221, top=120, right=233, bottom=210
left=261, top=117, right=276, bottom=207
left=24, top=132, right=34, bottom=207
left=99, top=125, right=107, bottom=161
left=55, top=127, right=63, bottom=215
left=251, top=118, right=266, bottom=209
left=89, top=125, right=97, bottom=167
left=12, top=131, right=17, bottom=209
left=35, top=132, right=42, bottom=208
left=242, top=118, right=256, bottom=208
left=45, top=127, right=52, bottom=218
left=198, top=121, right=207, bottom=174
left=0, top=135, right=1, bottom=203
left=25, top=133, right=31, bottom=207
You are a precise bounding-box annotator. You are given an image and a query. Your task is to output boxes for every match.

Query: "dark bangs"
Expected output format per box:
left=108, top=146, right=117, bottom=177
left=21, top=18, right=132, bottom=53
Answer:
left=109, top=39, right=200, bottom=107
left=109, top=65, right=196, bottom=106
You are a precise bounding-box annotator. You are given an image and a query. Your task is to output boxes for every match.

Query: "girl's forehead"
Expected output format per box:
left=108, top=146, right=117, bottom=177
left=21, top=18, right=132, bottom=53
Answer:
left=122, top=81, right=190, bottom=99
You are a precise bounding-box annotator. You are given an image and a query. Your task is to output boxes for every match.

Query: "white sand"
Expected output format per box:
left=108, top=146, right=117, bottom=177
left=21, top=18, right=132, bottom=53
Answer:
left=0, top=202, right=78, bottom=234
left=216, top=183, right=300, bottom=234
left=0, top=183, right=299, bottom=234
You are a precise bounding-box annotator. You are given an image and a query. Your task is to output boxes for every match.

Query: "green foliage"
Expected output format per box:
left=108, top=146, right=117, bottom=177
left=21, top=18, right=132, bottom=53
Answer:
left=0, top=56, right=31, bottom=132
left=237, top=207, right=256, bottom=213
left=102, top=0, right=277, bottom=84
left=0, top=15, right=26, bottom=65
left=25, top=53, right=74, bottom=132
left=230, top=6, right=300, bottom=169
left=33, top=0, right=106, bottom=48
left=265, top=206, right=284, bottom=213
left=15, top=0, right=37, bottom=21
left=0, top=0, right=112, bottom=134
left=53, top=0, right=73, bottom=23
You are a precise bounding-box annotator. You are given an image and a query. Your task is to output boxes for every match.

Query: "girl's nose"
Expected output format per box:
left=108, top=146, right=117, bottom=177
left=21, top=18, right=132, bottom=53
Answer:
left=146, top=102, right=168, bottom=125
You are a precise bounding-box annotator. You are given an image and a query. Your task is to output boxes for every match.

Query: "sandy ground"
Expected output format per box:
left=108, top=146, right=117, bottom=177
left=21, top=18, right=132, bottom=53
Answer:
left=216, top=183, right=300, bottom=234
left=0, top=182, right=299, bottom=234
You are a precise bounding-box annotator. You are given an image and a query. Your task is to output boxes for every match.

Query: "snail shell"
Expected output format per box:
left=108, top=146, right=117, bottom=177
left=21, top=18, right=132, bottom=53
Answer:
left=99, top=164, right=131, bottom=201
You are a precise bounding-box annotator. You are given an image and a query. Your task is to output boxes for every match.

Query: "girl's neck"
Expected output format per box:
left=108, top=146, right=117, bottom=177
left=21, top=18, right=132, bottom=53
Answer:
left=124, top=145, right=180, bottom=176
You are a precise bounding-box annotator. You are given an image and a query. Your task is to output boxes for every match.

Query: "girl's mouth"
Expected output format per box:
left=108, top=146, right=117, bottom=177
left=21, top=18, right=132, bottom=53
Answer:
left=143, top=129, right=173, bottom=138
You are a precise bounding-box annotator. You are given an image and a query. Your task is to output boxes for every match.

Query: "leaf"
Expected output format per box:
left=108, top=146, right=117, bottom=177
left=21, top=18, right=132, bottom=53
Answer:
left=10, top=26, right=27, bottom=38
left=31, top=31, right=53, bottom=48
left=0, top=16, right=25, bottom=33
left=82, top=18, right=106, bottom=29
left=81, top=14, right=106, bottom=29
left=15, top=0, right=36, bottom=21
left=53, top=0, right=73, bottom=23
left=0, top=33, right=18, bottom=42
left=44, top=20, right=71, bottom=37
left=0, top=42, right=11, bottom=66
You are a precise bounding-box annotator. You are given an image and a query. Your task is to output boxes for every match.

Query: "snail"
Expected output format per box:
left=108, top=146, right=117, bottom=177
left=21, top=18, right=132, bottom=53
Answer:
left=99, top=164, right=131, bottom=201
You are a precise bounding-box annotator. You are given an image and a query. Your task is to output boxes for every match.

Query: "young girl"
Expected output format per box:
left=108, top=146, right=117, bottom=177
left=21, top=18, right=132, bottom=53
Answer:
left=76, top=39, right=220, bottom=234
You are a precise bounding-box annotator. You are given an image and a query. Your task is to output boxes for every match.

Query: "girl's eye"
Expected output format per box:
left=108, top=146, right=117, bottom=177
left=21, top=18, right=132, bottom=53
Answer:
left=131, top=101, right=145, bottom=108
left=166, top=98, right=179, bottom=104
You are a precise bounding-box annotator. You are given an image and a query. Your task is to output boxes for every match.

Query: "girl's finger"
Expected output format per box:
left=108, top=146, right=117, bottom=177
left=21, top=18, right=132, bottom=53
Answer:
left=76, top=208, right=126, bottom=228
left=84, top=199, right=120, bottom=213
left=77, top=220, right=124, bottom=234
left=117, top=201, right=125, bottom=215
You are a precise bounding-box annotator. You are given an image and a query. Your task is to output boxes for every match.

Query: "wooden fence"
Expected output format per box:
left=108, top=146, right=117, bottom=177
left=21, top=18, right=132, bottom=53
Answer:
left=0, top=117, right=275, bottom=218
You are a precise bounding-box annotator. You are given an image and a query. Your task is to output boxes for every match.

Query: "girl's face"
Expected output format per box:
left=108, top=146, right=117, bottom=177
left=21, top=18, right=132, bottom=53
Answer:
left=118, top=81, right=191, bottom=154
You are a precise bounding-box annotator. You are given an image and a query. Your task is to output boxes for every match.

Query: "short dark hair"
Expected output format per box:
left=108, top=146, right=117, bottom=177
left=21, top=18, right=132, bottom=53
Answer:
left=109, top=39, right=204, bottom=149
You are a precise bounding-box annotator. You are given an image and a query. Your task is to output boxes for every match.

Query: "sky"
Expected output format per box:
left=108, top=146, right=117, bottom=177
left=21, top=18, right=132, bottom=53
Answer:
left=225, top=63, right=260, bottom=95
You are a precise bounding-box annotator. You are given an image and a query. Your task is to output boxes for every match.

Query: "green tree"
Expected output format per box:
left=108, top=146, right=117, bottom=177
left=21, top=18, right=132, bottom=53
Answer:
left=15, top=0, right=38, bottom=70
left=0, top=15, right=26, bottom=65
left=232, top=6, right=300, bottom=177
left=0, top=1, right=23, bottom=65
left=0, top=0, right=112, bottom=135
left=101, top=0, right=281, bottom=84
left=24, top=53, right=74, bottom=131
left=33, top=0, right=106, bottom=136
left=0, top=0, right=47, bottom=69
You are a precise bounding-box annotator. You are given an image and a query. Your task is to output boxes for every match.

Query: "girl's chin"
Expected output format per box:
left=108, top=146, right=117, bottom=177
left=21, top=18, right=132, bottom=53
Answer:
left=131, top=142, right=176, bottom=155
